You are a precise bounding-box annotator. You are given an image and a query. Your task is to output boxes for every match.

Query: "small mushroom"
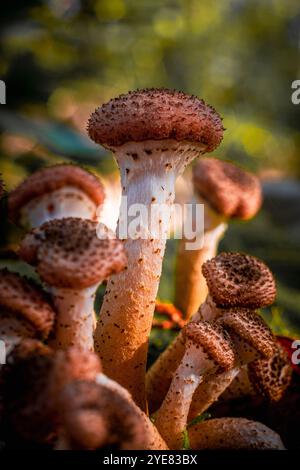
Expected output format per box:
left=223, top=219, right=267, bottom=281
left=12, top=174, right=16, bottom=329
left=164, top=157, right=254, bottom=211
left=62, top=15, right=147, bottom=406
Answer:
left=154, top=321, right=235, bottom=449
left=188, top=309, right=276, bottom=420
left=88, top=88, right=224, bottom=409
left=2, top=340, right=102, bottom=444
left=8, top=164, right=105, bottom=228
left=57, top=378, right=167, bottom=450
left=0, top=269, right=55, bottom=354
left=19, top=218, right=127, bottom=350
left=188, top=417, right=285, bottom=450
left=146, top=252, right=276, bottom=413
left=175, top=158, right=262, bottom=319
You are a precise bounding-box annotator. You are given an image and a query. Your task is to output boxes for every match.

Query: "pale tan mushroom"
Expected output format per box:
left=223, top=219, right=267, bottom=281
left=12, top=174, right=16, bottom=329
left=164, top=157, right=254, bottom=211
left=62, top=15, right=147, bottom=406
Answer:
left=8, top=164, right=105, bottom=228
left=175, top=158, right=262, bottom=319
left=88, top=88, right=224, bottom=409
left=154, top=321, right=235, bottom=449
left=188, top=417, right=285, bottom=450
left=146, top=252, right=276, bottom=413
left=19, top=218, right=126, bottom=351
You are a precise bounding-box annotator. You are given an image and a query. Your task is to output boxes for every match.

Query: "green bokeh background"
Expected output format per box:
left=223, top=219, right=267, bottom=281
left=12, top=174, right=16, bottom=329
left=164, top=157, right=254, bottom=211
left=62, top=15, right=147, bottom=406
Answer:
left=0, top=0, right=300, bottom=338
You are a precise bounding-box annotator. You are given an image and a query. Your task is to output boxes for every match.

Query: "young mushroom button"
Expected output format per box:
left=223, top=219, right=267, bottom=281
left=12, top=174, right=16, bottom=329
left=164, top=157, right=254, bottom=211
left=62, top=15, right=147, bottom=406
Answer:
left=19, top=218, right=127, bottom=351
left=8, top=164, right=105, bottom=228
left=88, top=88, right=224, bottom=410
left=175, top=158, right=262, bottom=319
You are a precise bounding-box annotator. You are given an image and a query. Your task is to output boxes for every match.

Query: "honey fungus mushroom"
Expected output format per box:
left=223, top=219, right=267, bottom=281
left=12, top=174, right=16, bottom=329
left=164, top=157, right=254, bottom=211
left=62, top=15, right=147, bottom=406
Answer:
left=88, top=88, right=224, bottom=409
left=19, top=218, right=127, bottom=351
left=2, top=340, right=102, bottom=444
left=0, top=269, right=55, bottom=354
left=155, top=321, right=235, bottom=449
left=146, top=252, right=276, bottom=413
left=188, top=417, right=285, bottom=450
left=175, top=158, right=262, bottom=319
left=8, top=164, right=105, bottom=228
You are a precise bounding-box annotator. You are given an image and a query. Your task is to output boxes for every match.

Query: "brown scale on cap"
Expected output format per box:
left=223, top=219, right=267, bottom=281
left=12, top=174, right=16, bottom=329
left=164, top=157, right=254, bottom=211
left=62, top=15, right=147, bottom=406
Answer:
left=188, top=417, right=285, bottom=450
left=19, top=218, right=127, bottom=289
left=8, top=164, right=105, bottom=222
left=193, top=158, right=262, bottom=220
left=0, top=269, right=55, bottom=338
left=248, top=342, right=293, bottom=402
left=202, top=252, right=276, bottom=309
left=88, top=88, right=224, bottom=150
left=220, top=308, right=276, bottom=362
left=57, top=380, right=150, bottom=450
left=184, top=321, right=235, bottom=371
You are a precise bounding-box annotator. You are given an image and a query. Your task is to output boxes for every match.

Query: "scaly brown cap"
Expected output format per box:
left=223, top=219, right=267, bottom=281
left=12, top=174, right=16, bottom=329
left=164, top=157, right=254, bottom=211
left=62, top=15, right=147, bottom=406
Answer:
left=8, top=164, right=105, bottom=222
left=188, top=417, right=285, bottom=450
left=202, top=252, right=276, bottom=308
left=0, top=269, right=55, bottom=338
left=193, top=158, right=262, bottom=220
left=248, top=342, right=293, bottom=402
left=19, top=218, right=127, bottom=289
left=183, top=321, right=235, bottom=371
left=220, top=309, right=276, bottom=361
left=88, top=88, right=224, bottom=151
left=58, top=380, right=147, bottom=450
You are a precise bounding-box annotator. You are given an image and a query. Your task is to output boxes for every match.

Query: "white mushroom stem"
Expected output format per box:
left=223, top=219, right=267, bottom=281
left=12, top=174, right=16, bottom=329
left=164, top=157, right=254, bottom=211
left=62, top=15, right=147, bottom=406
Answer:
left=95, top=140, right=203, bottom=410
left=154, top=342, right=215, bottom=450
left=21, top=186, right=97, bottom=228
left=50, top=284, right=98, bottom=351
left=146, top=295, right=222, bottom=414
left=188, top=366, right=241, bottom=420
left=175, top=197, right=227, bottom=319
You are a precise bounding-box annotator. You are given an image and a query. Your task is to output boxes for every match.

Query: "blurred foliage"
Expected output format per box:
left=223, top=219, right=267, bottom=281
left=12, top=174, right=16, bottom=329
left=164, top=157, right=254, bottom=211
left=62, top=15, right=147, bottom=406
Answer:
left=0, top=0, right=300, bottom=337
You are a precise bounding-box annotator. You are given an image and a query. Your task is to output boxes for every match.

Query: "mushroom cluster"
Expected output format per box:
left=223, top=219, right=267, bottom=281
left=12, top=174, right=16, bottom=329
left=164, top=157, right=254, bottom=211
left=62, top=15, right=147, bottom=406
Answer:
left=0, top=88, right=293, bottom=450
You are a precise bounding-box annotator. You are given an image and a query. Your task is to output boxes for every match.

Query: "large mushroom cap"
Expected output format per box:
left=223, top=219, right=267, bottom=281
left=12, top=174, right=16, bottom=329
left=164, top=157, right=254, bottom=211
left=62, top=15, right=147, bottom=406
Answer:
left=202, top=252, right=276, bottom=308
left=248, top=341, right=293, bottom=401
left=220, top=309, right=276, bottom=361
left=193, top=158, right=262, bottom=220
left=88, top=88, right=224, bottom=151
left=58, top=380, right=147, bottom=450
left=8, top=164, right=105, bottom=222
left=19, top=218, right=127, bottom=289
left=183, top=321, right=235, bottom=371
left=188, top=417, right=285, bottom=450
left=0, top=269, right=55, bottom=338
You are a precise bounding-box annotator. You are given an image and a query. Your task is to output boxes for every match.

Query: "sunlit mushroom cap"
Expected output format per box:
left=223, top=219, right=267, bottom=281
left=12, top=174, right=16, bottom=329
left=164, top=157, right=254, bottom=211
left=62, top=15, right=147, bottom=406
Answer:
left=202, top=252, right=276, bottom=308
left=248, top=341, right=293, bottom=401
left=58, top=380, right=146, bottom=450
left=220, top=308, right=276, bottom=361
left=88, top=88, right=224, bottom=151
left=19, top=218, right=127, bottom=289
left=183, top=321, right=235, bottom=371
left=193, top=158, right=262, bottom=220
left=8, top=164, right=105, bottom=222
left=188, top=417, right=285, bottom=450
left=0, top=269, right=55, bottom=338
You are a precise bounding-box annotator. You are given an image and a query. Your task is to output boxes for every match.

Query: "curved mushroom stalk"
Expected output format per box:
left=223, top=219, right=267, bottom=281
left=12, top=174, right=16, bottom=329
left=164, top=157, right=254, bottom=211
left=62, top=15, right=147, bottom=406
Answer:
left=175, top=158, right=262, bottom=320
left=49, top=284, right=98, bottom=351
left=146, top=252, right=276, bottom=413
left=8, top=164, right=105, bottom=229
left=19, top=219, right=127, bottom=352
left=188, top=417, right=285, bottom=450
left=154, top=321, right=235, bottom=450
left=89, top=89, right=224, bottom=410
left=146, top=295, right=221, bottom=414
left=188, top=309, right=276, bottom=421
